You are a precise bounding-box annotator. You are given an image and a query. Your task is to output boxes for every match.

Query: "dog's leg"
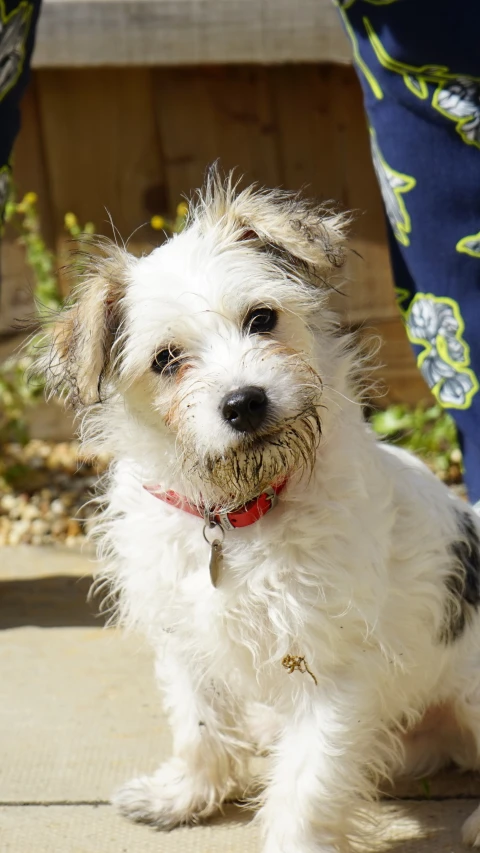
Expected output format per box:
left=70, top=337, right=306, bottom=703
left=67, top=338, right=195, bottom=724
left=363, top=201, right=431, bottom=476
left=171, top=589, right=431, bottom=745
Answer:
left=464, top=804, right=480, bottom=848
left=260, top=689, right=388, bottom=853
left=453, top=693, right=480, bottom=846
left=400, top=701, right=474, bottom=778
left=113, top=643, right=250, bottom=828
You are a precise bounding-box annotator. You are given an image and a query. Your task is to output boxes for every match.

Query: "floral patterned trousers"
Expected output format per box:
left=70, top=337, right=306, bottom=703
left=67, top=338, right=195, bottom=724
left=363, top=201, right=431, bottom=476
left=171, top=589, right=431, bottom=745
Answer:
left=337, top=0, right=480, bottom=503
left=0, top=0, right=41, bottom=229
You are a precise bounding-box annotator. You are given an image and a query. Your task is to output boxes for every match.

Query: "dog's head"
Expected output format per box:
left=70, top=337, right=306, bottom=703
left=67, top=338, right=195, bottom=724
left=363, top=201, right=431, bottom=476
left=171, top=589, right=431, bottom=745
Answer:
left=41, top=170, right=350, bottom=509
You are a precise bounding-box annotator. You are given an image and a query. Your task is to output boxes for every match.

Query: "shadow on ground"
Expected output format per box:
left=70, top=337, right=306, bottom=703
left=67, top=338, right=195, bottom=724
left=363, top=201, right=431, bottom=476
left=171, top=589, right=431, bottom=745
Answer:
left=0, top=574, right=109, bottom=628
left=203, top=798, right=474, bottom=851
left=378, top=798, right=473, bottom=852
left=105, top=799, right=475, bottom=851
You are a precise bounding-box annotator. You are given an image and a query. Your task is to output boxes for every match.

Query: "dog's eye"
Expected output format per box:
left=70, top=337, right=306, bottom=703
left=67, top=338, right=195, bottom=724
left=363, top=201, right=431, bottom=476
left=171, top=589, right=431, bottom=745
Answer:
left=151, top=346, right=183, bottom=376
left=244, top=307, right=277, bottom=335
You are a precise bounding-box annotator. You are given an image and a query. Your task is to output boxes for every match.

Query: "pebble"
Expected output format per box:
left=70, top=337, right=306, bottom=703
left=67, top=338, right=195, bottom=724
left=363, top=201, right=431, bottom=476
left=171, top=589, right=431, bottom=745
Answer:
left=22, top=504, right=41, bottom=521
left=66, top=519, right=81, bottom=538
left=31, top=518, right=49, bottom=536
left=0, top=494, right=16, bottom=512
left=50, top=499, right=66, bottom=516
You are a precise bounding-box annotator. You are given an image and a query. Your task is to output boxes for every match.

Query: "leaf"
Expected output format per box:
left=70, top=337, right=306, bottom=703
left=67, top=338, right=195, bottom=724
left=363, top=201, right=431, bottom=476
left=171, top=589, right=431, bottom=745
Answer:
left=419, top=778, right=431, bottom=798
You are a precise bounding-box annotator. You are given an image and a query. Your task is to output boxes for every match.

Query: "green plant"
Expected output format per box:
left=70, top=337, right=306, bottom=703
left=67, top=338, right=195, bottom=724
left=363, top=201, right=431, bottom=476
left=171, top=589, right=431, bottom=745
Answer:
left=0, top=192, right=94, bottom=444
left=369, top=402, right=462, bottom=480
left=150, top=201, right=189, bottom=235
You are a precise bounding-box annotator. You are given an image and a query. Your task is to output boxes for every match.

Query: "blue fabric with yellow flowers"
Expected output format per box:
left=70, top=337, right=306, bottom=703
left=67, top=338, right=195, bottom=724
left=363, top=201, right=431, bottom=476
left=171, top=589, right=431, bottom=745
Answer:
left=336, top=0, right=480, bottom=502
left=0, top=0, right=42, bottom=227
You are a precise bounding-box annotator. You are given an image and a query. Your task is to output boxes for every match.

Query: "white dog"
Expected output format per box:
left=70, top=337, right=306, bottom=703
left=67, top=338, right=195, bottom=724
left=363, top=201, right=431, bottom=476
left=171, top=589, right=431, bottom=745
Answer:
left=41, top=170, right=480, bottom=853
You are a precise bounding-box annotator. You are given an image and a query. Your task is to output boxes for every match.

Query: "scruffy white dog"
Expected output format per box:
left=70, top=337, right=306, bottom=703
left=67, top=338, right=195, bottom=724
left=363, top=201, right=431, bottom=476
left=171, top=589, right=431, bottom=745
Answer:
left=42, top=170, right=480, bottom=853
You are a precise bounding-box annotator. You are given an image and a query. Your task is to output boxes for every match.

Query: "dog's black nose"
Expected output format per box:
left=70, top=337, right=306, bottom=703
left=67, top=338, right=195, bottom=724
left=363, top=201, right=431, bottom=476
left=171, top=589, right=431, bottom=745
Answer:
left=221, top=386, right=268, bottom=433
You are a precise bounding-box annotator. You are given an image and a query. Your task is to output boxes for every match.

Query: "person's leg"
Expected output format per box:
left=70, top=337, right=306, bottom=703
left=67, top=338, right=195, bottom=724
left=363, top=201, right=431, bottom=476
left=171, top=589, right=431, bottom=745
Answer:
left=336, top=0, right=480, bottom=503
left=0, top=0, right=43, bottom=229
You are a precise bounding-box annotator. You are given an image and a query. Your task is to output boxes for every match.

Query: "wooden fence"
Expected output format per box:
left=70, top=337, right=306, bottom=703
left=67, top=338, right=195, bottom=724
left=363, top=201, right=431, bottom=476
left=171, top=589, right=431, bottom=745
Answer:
left=1, top=63, right=431, bottom=410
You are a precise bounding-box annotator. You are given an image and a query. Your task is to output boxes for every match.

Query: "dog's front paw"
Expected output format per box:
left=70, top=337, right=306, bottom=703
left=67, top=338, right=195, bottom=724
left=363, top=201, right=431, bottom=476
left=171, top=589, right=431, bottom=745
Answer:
left=112, top=758, right=220, bottom=828
left=463, top=805, right=480, bottom=847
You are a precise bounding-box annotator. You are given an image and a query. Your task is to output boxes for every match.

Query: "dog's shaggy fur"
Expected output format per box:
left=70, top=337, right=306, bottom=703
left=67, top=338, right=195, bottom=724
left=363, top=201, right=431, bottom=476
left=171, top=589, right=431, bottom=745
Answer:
left=40, top=170, right=480, bottom=852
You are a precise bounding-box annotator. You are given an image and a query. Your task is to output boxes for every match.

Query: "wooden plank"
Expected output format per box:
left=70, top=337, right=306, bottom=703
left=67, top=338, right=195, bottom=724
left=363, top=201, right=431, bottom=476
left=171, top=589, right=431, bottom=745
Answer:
left=0, top=238, right=32, bottom=336
left=153, top=67, right=282, bottom=211
left=33, top=0, right=351, bottom=68
left=1, top=80, right=54, bottom=336
left=35, top=68, right=167, bottom=267
left=151, top=68, right=218, bottom=210
left=203, top=68, right=281, bottom=190
left=331, top=67, right=398, bottom=325
left=11, top=78, right=55, bottom=246
left=270, top=65, right=397, bottom=325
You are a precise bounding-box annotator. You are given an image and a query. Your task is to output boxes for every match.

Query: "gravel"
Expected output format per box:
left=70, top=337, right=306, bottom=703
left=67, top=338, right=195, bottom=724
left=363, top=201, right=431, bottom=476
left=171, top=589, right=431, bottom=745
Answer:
left=0, top=440, right=109, bottom=548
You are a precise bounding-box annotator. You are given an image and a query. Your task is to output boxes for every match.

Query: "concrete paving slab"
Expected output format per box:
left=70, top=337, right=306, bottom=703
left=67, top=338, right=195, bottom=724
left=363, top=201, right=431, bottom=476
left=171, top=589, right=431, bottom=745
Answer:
left=1, top=800, right=477, bottom=853
left=2, top=618, right=479, bottom=804
left=2, top=543, right=480, bottom=853
left=0, top=626, right=165, bottom=802
left=0, top=545, right=95, bottom=580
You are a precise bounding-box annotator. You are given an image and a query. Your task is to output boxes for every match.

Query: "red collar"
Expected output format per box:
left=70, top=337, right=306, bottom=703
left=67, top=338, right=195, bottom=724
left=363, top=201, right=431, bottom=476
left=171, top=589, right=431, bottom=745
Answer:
left=144, top=479, right=287, bottom=531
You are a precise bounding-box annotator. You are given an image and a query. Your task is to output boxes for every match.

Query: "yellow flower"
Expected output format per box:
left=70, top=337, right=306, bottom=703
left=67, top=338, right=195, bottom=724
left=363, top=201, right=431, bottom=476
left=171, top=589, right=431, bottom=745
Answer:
left=23, top=192, right=38, bottom=206
left=64, top=212, right=78, bottom=230
left=150, top=215, right=165, bottom=230
left=176, top=202, right=188, bottom=218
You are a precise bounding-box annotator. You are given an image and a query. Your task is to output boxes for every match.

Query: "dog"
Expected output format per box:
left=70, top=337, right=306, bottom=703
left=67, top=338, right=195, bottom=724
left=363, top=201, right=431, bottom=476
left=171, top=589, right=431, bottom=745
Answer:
left=40, top=169, right=480, bottom=853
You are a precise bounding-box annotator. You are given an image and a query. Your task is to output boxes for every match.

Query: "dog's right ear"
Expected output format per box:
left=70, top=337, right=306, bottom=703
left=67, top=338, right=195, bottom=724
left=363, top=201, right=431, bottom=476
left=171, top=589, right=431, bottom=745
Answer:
left=39, top=241, right=131, bottom=409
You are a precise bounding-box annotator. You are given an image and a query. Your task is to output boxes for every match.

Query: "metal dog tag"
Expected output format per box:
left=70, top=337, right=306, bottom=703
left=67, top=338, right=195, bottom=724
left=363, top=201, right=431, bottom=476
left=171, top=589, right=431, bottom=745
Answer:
left=209, top=540, right=223, bottom=587
left=203, top=520, right=225, bottom=588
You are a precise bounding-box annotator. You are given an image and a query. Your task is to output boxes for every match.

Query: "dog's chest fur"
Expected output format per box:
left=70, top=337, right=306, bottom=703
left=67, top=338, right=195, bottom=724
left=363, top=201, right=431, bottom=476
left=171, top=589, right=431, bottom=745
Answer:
left=101, top=437, right=473, bottom=709
left=105, top=459, right=372, bottom=690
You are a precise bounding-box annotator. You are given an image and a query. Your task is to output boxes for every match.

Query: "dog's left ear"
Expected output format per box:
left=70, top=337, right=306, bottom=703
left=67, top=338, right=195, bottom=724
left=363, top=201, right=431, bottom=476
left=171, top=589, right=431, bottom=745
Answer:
left=38, top=241, right=131, bottom=408
left=199, top=169, right=350, bottom=280
left=236, top=193, right=348, bottom=277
